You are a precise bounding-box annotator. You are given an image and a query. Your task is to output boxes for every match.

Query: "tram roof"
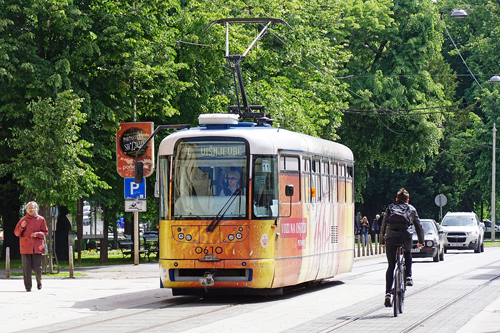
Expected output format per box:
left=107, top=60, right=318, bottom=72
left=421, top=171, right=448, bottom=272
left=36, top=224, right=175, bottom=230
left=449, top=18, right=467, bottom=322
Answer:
left=159, top=122, right=354, bottom=163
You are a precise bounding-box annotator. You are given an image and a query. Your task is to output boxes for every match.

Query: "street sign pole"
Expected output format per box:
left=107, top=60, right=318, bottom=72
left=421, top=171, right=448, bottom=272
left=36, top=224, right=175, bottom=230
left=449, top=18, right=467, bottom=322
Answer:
left=134, top=211, right=139, bottom=265
left=440, top=197, right=443, bottom=222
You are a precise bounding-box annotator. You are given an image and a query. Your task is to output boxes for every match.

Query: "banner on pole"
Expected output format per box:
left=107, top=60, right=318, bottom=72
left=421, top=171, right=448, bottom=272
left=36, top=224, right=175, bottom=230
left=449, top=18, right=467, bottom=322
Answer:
left=116, top=122, right=154, bottom=178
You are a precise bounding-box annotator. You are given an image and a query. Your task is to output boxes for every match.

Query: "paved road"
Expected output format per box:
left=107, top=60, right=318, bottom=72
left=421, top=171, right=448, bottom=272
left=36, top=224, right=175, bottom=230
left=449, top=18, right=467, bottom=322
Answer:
left=1, top=248, right=500, bottom=332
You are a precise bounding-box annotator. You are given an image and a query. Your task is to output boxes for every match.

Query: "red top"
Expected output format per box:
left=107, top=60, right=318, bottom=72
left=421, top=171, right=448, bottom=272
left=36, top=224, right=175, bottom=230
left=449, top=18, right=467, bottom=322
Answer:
left=14, top=213, right=48, bottom=254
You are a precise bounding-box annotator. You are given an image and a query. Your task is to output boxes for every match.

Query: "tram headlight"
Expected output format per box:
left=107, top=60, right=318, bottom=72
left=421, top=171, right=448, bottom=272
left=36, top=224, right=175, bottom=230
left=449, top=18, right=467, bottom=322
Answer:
left=236, top=233, right=242, bottom=239
left=426, top=240, right=434, bottom=247
left=228, top=234, right=235, bottom=241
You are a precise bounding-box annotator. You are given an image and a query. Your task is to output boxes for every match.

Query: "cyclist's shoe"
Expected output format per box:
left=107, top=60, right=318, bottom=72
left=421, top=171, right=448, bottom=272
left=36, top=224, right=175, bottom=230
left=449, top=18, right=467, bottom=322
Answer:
left=406, top=277, right=413, bottom=286
left=384, top=293, right=391, bottom=307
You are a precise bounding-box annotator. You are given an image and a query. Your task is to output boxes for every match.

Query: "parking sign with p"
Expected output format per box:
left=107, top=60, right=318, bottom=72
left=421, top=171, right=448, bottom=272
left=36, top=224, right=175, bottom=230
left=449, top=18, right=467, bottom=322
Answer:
left=124, top=178, right=146, bottom=199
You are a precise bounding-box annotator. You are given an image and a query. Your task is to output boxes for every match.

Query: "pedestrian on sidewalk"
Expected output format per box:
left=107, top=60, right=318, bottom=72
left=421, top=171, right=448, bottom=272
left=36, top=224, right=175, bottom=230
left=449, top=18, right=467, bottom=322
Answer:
left=360, top=216, right=370, bottom=245
left=14, top=201, right=48, bottom=292
left=372, top=214, right=381, bottom=242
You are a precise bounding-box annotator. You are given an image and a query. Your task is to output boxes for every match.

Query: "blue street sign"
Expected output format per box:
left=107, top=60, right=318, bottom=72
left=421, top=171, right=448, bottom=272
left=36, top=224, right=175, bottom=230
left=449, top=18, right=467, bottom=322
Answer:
left=124, top=178, right=146, bottom=199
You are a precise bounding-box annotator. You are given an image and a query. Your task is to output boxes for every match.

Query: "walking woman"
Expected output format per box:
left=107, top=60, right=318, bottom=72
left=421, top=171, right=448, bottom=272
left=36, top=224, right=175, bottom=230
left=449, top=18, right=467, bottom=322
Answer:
left=14, top=201, right=48, bottom=292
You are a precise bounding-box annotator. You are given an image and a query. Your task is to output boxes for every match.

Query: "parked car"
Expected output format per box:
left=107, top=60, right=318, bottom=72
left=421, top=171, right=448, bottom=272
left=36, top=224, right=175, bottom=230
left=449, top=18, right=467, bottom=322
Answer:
left=482, top=220, right=500, bottom=232
left=411, top=219, right=444, bottom=262
left=441, top=212, right=484, bottom=253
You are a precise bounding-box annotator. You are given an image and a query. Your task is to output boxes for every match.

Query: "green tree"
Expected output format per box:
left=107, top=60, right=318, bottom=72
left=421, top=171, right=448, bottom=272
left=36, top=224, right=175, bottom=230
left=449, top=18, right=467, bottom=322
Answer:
left=6, top=90, right=108, bottom=204
left=336, top=0, right=452, bottom=201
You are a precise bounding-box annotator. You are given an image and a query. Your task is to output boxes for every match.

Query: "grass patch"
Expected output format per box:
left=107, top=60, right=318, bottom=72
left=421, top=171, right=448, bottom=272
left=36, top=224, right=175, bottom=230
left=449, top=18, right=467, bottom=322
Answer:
left=0, top=249, right=158, bottom=270
left=484, top=240, right=500, bottom=247
left=9, top=272, right=87, bottom=277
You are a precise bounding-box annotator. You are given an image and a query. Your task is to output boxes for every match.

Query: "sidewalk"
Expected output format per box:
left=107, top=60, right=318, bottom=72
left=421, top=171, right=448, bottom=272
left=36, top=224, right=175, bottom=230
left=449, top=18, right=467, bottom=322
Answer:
left=0, top=263, right=162, bottom=333
left=455, top=293, right=500, bottom=333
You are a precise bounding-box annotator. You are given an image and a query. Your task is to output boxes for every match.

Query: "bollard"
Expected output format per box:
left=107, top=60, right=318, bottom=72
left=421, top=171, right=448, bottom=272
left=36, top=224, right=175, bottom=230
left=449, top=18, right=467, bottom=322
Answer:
left=69, top=246, right=74, bottom=278
left=374, top=234, right=378, bottom=255
left=6, top=247, right=10, bottom=279
left=368, top=234, right=373, bottom=255
left=357, top=235, right=361, bottom=257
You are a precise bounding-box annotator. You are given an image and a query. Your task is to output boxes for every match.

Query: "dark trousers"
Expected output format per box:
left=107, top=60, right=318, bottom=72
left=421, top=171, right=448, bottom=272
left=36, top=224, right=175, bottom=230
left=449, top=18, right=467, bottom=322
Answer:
left=21, top=254, right=42, bottom=290
left=385, top=236, right=413, bottom=294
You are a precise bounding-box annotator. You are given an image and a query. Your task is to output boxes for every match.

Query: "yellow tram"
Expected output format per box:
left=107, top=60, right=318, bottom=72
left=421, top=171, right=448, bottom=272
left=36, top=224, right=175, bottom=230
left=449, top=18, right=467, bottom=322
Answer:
left=155, top=113, right=354, bottom=295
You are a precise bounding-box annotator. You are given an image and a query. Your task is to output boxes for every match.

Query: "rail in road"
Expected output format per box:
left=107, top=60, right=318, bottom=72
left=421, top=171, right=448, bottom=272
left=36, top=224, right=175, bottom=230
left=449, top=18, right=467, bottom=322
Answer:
left=321, top=259, right=500, bottom=332
left=7, top=248, right=500, bottom=333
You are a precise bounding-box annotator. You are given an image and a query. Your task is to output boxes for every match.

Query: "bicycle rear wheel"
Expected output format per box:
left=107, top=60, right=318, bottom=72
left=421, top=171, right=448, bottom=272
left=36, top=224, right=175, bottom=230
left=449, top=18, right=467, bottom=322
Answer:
left=398, top=264, right=405, bottom=314
left=393, top=266, right=400, bottom=317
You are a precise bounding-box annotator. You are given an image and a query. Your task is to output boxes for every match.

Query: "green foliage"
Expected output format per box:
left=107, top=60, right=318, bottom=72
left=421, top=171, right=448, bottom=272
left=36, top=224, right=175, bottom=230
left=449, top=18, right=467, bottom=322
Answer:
left=6, top=90, right=109, bottom=205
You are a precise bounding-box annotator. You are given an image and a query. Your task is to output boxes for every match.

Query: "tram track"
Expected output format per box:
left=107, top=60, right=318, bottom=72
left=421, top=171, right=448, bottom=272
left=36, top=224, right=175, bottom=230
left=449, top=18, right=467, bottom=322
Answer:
left=401, top=271, right=500, bottom=333
left=49, top=296, right=241, bottom=333
left=322, top=258, right=500, bottom=332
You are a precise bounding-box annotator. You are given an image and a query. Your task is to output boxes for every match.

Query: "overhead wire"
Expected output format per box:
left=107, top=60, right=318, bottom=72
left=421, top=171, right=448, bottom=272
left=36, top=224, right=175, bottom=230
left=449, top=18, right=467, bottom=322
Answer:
left=177, top=0, right=498, bottom=124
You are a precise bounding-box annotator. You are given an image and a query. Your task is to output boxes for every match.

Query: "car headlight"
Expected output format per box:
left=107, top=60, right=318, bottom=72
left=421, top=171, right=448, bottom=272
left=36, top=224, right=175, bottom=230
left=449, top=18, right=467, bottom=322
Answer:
left=467, top=231, right=478, bottom=236
left=426, top=240, right=434, bottom=247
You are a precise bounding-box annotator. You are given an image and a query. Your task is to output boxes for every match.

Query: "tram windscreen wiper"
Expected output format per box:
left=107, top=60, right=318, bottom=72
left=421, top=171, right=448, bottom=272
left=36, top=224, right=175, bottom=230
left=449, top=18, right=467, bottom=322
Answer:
left=206, top=188, right=242, bottom=232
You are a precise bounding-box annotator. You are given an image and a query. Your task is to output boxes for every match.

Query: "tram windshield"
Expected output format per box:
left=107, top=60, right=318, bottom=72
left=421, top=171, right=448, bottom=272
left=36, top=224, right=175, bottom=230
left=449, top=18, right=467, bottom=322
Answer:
left=172, top=138, right=248, bottom=219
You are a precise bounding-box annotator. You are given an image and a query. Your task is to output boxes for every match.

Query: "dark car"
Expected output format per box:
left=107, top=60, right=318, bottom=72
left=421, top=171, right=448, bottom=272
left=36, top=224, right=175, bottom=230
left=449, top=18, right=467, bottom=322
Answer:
left=411, top=219, right=445, bottom=262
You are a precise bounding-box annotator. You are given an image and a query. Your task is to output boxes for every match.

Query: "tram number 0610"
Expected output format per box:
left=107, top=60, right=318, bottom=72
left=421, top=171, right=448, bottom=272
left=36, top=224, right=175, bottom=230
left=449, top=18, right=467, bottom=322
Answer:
left=195, top=246, right=223, bottom=255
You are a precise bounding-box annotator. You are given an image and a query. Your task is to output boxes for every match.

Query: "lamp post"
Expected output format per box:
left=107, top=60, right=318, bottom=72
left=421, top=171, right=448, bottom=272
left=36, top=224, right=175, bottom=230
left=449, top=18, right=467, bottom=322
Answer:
left=492, top=124, right=496, bottom=241
left=490, top=77, right=500, bottom=242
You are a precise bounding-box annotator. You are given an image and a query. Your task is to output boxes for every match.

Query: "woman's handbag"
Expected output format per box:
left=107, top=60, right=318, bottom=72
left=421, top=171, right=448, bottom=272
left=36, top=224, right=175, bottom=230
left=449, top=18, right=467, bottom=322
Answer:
left=43, top=234, right=48, bottom=255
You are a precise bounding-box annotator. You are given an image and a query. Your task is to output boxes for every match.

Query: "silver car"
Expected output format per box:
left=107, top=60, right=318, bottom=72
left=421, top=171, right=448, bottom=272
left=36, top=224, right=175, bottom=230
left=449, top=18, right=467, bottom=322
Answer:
left=411, top=219, right=445, bottom=262
left=441, top=212, right=485, bottom=253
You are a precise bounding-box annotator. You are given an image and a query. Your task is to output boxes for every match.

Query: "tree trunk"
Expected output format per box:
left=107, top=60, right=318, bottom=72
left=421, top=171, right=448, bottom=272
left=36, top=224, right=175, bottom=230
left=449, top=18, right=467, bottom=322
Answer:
left=100, top=205, right=108, bottom=263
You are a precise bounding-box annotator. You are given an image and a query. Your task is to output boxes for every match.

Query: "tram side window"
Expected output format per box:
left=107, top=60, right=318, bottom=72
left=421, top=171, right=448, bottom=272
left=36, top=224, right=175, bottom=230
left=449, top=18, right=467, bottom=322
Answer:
left=159, top=156, right=170, bottom=220
left=321, top=161, right=329, bottom=203
left=279, top=156, right=300, bottom=204
left=303, top=159, right=311, bottom=203
left=331, top=162, right=338, bottom=203
left=346, top=165, right=354, bottom=204
left=280, top=156, right=299, bottom=171
left=253, top=156, right=278, bottom=218
left=338, top=164, right=346, bottom=204
left=311, top=159, right=320, bottom=203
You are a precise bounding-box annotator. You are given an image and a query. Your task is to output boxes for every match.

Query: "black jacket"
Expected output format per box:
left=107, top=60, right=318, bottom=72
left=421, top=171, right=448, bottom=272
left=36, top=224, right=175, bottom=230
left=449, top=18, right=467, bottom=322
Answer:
left=379, top=200, right=424, bottom=245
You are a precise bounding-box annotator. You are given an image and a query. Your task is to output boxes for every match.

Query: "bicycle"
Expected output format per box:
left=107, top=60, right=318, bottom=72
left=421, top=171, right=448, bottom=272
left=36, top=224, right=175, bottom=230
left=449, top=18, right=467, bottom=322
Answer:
left=392, top=244, right=406, bottom=317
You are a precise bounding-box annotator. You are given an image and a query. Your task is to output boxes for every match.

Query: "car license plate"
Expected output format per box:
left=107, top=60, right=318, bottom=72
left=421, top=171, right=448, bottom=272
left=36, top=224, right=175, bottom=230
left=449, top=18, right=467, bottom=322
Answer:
left=450, top=243, right=462, bottom=247
left=411, top=248, right=420, bottom=253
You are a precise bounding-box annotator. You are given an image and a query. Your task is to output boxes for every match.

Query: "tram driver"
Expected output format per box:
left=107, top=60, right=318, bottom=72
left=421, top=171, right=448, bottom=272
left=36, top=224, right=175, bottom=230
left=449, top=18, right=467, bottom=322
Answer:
left=220, top=170, right=240, bottom=196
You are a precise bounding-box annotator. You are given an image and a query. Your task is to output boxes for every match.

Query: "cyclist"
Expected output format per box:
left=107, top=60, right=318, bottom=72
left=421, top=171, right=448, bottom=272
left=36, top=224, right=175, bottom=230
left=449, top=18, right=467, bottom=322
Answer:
left=380, top=188, right=424, bottom=307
